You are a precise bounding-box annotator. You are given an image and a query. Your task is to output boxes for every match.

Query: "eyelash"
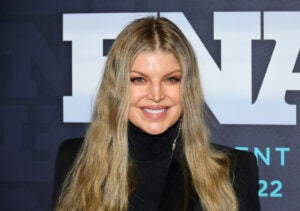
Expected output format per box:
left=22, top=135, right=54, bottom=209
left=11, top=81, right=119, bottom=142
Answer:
left=130, top=77, right=145, bottom=83
left=130, top=76, right=181, bottom=84
left=166, top=76, right=181, bottom=83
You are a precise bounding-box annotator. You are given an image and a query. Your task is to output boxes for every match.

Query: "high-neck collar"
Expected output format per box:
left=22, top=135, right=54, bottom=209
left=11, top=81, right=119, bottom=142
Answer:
left=128, top=121, right=181, bottom=162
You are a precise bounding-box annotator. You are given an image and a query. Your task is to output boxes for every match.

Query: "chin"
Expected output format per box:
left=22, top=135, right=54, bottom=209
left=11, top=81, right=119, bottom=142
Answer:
left=142, top=124, right=168, bottom=135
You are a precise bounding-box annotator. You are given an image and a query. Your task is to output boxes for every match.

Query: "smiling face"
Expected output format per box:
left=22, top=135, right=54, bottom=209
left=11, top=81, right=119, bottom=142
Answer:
left=129, top=50, right=183, bottom=135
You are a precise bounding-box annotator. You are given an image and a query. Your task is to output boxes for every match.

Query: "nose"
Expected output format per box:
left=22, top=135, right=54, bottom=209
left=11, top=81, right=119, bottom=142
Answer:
left=148, top=82, right=164, bottom=102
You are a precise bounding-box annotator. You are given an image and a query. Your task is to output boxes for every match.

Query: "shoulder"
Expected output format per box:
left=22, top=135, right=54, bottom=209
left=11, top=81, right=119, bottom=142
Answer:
left=56, top=137, right=84, bottom=160
left=212, top=144, right=260, bottom=211
left=54, top=137, right=84, bottom=181
left=55, top=138, right=84, bottom=171
left=212, top=143, right=257, bottom=173
left=211, top=144, right=259, bottom=190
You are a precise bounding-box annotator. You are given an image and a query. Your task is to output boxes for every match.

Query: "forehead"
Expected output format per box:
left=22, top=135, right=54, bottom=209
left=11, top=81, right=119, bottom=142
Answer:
left=131, top=50, right=181, bottom=72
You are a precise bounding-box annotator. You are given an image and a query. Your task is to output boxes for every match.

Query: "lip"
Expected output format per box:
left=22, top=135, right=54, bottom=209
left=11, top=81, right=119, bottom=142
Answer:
left=141, top=106, right=169, bottom=120
left=143, top=108, right=166, bottom=114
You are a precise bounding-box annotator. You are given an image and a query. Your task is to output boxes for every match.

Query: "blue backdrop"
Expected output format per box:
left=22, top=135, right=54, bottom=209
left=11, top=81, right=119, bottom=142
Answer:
left=1, top=0, right=299, bottom=210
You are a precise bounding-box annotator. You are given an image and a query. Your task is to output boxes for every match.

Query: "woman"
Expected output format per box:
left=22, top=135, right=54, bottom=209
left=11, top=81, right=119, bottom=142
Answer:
left=53, top=17, right=260, bottom=211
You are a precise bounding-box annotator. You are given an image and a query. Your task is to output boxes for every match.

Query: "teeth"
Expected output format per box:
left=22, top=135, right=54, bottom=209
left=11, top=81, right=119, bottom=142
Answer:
left=143, top=108, right=166, bottom=114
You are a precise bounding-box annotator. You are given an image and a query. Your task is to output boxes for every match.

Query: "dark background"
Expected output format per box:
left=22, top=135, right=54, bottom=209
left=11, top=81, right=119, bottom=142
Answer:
left=1, top=0, right=299, bottom=210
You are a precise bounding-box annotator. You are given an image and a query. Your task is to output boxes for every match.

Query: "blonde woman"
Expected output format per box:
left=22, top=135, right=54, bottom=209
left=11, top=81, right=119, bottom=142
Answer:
left=53, top=16, right=260, bottom=211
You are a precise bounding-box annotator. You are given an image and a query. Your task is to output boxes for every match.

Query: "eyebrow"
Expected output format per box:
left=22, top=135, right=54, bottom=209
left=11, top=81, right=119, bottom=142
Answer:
left=130, top=70, right=182, bottom=77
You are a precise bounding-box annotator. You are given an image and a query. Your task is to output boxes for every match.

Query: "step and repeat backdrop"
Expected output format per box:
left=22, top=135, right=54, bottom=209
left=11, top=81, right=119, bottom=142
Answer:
left=1, top=0, right=299, bottom=210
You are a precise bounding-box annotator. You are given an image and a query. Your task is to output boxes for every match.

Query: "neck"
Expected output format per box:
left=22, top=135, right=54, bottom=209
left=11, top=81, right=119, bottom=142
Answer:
left=128, top=121, right=180, bottom=162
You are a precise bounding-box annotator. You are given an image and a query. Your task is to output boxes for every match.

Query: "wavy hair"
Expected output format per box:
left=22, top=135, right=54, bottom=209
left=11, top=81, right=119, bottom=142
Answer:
left=55, top=16, right=238, bottom=211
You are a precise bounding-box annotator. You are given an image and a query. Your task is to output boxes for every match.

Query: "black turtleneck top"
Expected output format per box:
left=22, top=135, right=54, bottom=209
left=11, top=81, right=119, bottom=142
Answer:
left=53, top=121, right=260, bottom=211
left=128, top=121, right=180, bottom=211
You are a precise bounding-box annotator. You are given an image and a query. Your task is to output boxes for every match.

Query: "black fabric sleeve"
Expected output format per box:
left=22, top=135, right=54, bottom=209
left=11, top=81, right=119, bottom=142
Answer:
left=232, top=150, right=260, bottom=211
left=52, top=138, right=83, bottom=209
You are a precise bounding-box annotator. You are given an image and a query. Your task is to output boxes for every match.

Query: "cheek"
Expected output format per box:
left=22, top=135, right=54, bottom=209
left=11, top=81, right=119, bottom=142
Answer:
left=167, top=88, right=181, bottom=104
left=130, top=87, right=146, bottom=105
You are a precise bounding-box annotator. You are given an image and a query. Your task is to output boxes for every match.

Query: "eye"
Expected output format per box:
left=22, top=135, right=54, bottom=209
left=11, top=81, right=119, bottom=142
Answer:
left=130, top=77, right=145, bottom=84
left=165, top=76, right=181, bottom=84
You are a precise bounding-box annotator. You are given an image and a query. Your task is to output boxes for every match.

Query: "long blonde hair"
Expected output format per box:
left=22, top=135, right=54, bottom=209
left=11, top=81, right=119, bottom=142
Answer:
left=55, top=17, right=238, bottom=211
